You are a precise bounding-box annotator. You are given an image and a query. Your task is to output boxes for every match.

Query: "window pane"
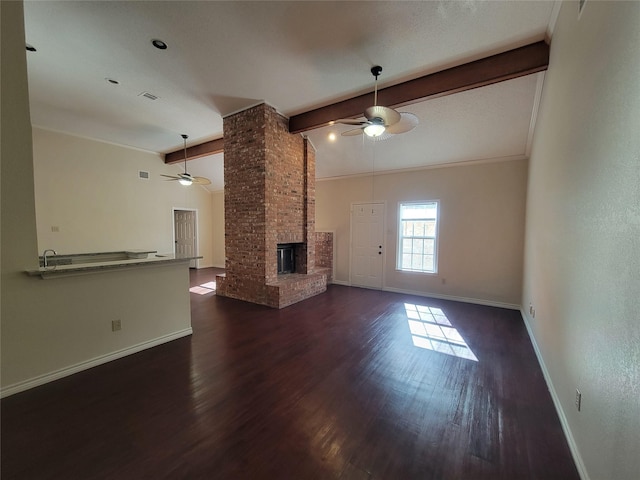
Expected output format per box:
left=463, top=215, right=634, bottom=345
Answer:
left=423, top=255, right=434, bottom=271
left=425, top=220, right=436, bottom=236
left=424, top=239, right=434, bottom=254
left=400, top=203, right=437, bottom=220
left=402, top=238, right=412, bottom=254
left=412, top=239, right=424, bottom=255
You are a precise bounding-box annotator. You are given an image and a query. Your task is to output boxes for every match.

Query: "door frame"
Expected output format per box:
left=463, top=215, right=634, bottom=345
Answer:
left=172, top=207, right=199, bottom=269
left=349, top=201, right=386, bottom=289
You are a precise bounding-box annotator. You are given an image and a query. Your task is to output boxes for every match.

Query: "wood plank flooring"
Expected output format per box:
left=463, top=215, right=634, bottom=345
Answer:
left=1, top=268, right=579, bottom=479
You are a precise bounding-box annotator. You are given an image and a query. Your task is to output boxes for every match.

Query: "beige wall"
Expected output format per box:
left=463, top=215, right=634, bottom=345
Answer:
left=316, top=159, right=528, bottom=307
left=1, top=2, right=192, bottom=395
left=523, top=2, right=640, bottom=479
left=32, top=127, right=215, bottom=267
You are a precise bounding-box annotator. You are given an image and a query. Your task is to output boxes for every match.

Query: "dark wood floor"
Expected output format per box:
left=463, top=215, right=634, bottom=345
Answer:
left=2, top=268, right=579, bottom=479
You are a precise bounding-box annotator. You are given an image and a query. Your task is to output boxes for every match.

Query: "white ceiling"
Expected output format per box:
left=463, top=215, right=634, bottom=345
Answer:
left=23, top=1, right=556, bottom=192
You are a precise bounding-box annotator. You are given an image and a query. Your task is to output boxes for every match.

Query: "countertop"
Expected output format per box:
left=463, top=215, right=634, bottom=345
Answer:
left=27, top=253, right=202, bottom=279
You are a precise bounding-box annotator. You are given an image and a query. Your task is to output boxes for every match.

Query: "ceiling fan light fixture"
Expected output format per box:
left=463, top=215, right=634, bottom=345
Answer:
left=161, top=134, right=211, bottom=186
left=179, top=134, right=192, bottom=186
left=364, top=123, right=386, bottom=137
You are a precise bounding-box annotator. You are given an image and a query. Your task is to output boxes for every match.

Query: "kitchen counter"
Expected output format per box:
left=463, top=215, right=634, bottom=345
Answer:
left=26, top=252, right=202, bottom=279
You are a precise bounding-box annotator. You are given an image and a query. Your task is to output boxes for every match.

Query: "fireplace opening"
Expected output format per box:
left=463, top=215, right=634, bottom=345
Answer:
left=277, top=244, right=295, bottom=274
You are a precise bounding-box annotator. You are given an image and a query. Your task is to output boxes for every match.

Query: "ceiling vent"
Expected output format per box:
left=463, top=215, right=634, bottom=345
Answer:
left=138, top=170, right=150, bottom=180
left=138, top=92, right=159, bottom=101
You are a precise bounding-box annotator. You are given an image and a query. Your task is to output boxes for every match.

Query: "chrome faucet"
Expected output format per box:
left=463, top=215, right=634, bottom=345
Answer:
left=43, top=249, right=57, bottom=268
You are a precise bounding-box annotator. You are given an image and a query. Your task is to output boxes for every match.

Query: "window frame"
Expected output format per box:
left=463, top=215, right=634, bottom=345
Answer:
left=396, top=200, right=440, bottom=274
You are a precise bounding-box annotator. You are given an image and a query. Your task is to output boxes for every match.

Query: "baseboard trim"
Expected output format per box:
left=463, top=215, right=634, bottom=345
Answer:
left=328, top=282, right=520, bottom=310
left=1, top=328, right=193, bottom=398
left=383, top=286, right=521, bottom=310
left=520, top=310, right=589, bottom=480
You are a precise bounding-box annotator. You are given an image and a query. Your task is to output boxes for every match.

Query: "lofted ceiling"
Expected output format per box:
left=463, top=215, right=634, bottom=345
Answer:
left=23, top=1, right=556, bottom=192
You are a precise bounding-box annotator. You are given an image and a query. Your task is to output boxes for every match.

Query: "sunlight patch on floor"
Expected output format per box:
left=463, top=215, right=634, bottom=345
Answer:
left=189, top=281, right=216, bottom=295
left=404, top=303, right=478, bottom=361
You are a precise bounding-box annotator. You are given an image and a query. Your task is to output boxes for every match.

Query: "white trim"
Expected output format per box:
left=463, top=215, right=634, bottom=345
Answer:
left=328, top=282, right=520, bottom=310
left=520, top=310, right=589, bottom=480
left=0, top=328, right=193, bottom=398
left=383, top=286, right=520, bottom=310
left=526, top=72, right=546, bottom=157
left=547, top=0, right=562, bottom=39
left=316, top=155, right=527, bottom=183
left=221, top=101, right=267, bottom=119
left=221, top=101, right=289, bottom=121
left=302, top=134, right=318, bottom=153
left=32, top=125, right=161, bottom=155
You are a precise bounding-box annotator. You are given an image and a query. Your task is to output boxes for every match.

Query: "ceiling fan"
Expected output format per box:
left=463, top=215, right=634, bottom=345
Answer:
left=335, top=66, right=419, bottom=138
left=161, top=134, right=211, bottom=186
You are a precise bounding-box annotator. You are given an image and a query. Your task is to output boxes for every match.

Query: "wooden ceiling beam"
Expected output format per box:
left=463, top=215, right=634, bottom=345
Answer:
left=164, top=41, right=549, bottom=161
left=164, top=137, right=224, bottom=164
left=288, top=40, right=550, bottom=134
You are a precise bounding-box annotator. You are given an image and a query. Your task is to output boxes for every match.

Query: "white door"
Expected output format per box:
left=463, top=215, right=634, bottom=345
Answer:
left=351, top=203, right=384, bottom=289
left=174, top=210, right=197, bottom=268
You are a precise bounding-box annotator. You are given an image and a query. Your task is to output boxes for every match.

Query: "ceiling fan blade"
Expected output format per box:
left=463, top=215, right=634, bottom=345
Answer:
left=334, top=119, right=367, bottom=126
left=364, top=105, right=401, bottom=126
left=161, top=174, right=181, bottom=180
left=192, top=176, right=212, bottom=186
left=385, top=112, right=419, bottom=134
left=341, top=127, right=364, bottom=136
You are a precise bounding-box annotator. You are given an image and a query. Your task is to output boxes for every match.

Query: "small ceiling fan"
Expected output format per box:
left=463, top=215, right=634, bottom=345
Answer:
left=335, top=66, right=419, bottom=138
left=162, top=134, right=211, bottom=186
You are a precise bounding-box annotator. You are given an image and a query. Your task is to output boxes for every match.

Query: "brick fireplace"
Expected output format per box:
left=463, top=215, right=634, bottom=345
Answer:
left=216, top=103, right=327, bottom=308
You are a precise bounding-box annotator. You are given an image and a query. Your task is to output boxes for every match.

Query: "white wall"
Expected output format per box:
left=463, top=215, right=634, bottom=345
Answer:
left=316, top=159, right=528, bottom=307
left=522, top=2, right=640, bottom=479
left=32, top=127, right=215, bottom=267
left=1, top=2, right=192, bottom=395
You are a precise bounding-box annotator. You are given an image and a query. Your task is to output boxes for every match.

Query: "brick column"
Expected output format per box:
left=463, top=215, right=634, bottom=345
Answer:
left=216, top=103, right=326, bottom=308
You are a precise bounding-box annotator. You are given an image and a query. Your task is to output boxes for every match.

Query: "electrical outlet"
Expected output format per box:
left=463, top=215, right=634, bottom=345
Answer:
left=112, top=319, right=122, bottom=332
left=575, top=389, right=582, bottom=411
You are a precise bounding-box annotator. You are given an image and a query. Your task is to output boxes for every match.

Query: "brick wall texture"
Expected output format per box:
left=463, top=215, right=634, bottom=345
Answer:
left=217, top=103, right=326, bottom=308
left=315, top=232, right=333, bottom=284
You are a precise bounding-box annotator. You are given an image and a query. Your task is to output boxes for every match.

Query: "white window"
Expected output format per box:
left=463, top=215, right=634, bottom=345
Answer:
left=397, top=201, right=439, bottom=273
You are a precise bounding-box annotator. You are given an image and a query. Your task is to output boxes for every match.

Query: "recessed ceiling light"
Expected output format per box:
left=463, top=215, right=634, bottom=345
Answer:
left=26, top=44, right=36, bottom=52
left=105, top=78, right=120, bottom=85
left=328, top=132, right=337, bottom=142
left=151, top=39, right=168, bottom=50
